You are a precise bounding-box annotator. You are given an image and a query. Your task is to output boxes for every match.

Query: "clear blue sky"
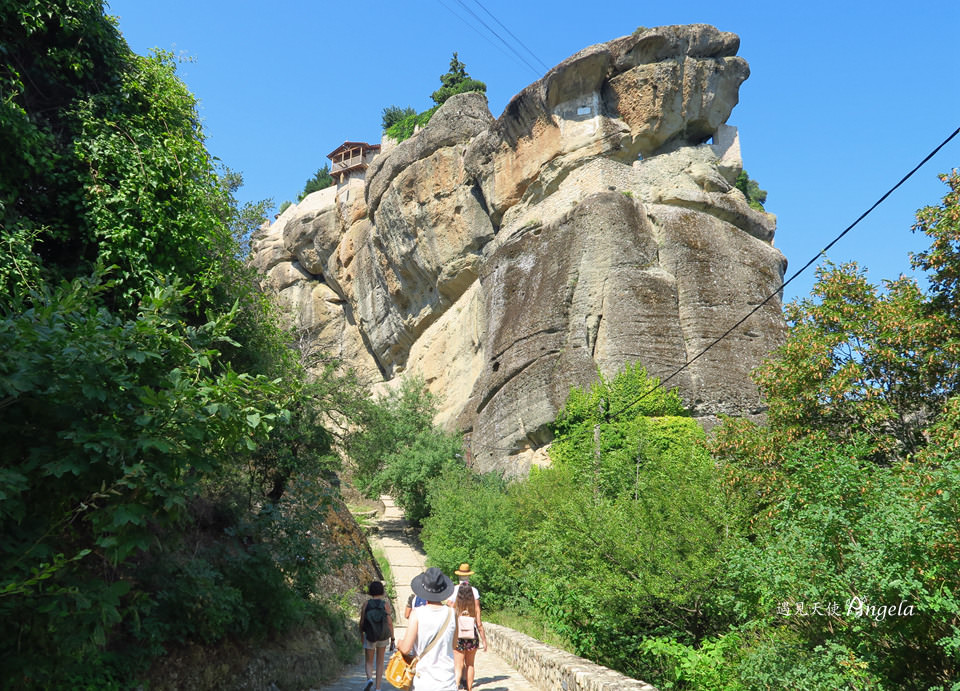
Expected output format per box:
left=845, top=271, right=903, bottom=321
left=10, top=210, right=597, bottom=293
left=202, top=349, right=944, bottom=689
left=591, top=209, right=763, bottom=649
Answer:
left=106, top=1, right=959, bottom=305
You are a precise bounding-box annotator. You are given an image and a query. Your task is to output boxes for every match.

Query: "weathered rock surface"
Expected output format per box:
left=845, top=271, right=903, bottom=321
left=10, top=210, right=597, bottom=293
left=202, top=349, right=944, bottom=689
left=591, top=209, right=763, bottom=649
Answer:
left=250, top=24, right=787, bottom=475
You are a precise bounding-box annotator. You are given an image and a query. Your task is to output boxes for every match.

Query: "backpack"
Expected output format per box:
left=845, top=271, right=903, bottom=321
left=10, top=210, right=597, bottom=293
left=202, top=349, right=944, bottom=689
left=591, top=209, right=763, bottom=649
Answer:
left=363, top=599, right=390, bottom=641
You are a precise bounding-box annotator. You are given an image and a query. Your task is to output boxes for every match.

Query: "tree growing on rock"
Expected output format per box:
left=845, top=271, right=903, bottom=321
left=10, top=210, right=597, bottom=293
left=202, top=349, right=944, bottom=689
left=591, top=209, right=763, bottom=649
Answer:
left=431, top=52, right=486, bottom=106
left=298, top=164, right=333, bottom=200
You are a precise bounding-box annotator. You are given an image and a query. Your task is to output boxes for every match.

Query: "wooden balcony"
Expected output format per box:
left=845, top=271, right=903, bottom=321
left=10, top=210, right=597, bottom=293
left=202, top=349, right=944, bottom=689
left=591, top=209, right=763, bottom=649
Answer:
left=331, top=155, right=366, bottom=174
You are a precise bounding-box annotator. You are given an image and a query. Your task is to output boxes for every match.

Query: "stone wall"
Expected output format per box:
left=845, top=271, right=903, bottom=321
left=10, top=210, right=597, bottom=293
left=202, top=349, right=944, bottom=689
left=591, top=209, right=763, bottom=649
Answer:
left=484, top=623, right=659, bottom=691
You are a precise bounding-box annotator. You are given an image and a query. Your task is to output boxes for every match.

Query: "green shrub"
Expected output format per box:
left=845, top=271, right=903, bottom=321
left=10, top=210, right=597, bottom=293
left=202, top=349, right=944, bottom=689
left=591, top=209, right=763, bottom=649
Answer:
left=382, top=105, right=416, bottom=131
left=735, top=170, right=767, bottom=211
left=639, top=633, right=745, bottom=691
left=421, top=365, right=740, bottom=680
left=421, top=468, right=519, bottom=609
left=430, top=78, right=487, bottom=108
left=348, top=378, right=463, bottom=525
left=385, top=106, right=439, bottom=143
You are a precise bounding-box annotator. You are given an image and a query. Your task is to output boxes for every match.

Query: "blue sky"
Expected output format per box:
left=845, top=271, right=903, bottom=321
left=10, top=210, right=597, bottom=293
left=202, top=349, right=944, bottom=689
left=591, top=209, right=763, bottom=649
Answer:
left=106, top=1, right=959, bottom=305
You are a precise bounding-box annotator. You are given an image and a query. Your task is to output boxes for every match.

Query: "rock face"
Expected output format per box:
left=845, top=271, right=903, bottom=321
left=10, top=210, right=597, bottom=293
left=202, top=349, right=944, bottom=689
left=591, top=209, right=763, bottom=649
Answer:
left=251, top=24, right=787, bottom=476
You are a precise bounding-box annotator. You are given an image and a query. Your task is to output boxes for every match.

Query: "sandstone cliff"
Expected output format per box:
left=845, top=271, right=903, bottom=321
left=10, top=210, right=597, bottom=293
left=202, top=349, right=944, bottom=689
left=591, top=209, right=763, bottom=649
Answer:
left=251, top=24, right=787, bottom=476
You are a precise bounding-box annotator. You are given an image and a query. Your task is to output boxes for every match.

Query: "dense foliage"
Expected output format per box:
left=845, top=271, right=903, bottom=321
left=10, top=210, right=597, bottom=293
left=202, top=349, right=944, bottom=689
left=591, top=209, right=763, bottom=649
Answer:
left=348, top=378, right=464, bottom=525
left=385, top=105, right=440, bottom=144
left=422, top=366, right=738, bottom=675
left=703, top=171, right=960, bottom=690
left=0, top=3, right=365, bottom=686
left=421, top=173, right=960, bottom=689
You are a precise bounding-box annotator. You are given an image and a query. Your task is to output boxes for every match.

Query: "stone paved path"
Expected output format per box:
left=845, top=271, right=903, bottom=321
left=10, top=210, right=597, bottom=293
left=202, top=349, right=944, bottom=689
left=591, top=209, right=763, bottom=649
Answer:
left=313, top=497, right=537, bottom=691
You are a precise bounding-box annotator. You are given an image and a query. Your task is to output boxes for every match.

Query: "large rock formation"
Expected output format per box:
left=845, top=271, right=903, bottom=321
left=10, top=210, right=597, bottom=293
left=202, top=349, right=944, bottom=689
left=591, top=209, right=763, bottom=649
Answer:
left=251, top=24, right=787, bottom=476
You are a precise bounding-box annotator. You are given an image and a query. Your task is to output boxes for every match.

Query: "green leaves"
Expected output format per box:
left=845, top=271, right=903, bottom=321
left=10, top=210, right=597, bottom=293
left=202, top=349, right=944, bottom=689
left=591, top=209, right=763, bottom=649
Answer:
left=706, top=173, right=960, bottom=687
left=422, top=365, right=737, bottom=679
left=348, top=378, right=463, bottom=525
left=0, top=270, right=297, bottom=682
left=431, top=52, right=486, bottom=106
left=1, top=3, right=356, bottom=686
left=755, top=259, right=958, bottom=460
left=298, top=164, right=333, bottom=201
left=385, top=105, right=440, bottom=143
left=381, top=104, right=416, bottom=131
left=383, top=53, right=486, bottom=144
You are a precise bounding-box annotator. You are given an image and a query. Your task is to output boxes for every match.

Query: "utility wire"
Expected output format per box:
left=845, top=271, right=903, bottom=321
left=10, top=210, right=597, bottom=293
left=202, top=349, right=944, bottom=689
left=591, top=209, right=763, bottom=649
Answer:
left=466, top=125, right=960, bottom=453
left=467, top=0, right=551, bottom=73
left=452, top=0, right=542, bottom=78
left=435, top=0, right=516, bottom=64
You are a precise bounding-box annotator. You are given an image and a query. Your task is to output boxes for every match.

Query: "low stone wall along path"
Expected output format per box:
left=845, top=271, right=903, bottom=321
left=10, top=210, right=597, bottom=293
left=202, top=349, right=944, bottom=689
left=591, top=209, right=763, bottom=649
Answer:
left=313, top=496, right=655, bottom=691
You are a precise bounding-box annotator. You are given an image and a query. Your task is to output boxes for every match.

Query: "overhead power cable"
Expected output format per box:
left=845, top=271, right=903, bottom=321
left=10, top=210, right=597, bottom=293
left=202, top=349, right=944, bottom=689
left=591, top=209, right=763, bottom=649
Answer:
left=451, top=0, right=542, bottom=78
left=467, top=0, right=551, bottom=73
left=602, top=124, right=960, bottom=424
left=435, top=0, right=516, bottom=64
left=466, top=125, right=960, bottom=454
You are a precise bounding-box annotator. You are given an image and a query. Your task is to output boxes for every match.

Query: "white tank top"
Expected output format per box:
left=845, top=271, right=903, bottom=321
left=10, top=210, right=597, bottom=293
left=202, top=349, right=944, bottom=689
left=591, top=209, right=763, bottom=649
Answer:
left=412, top=604, right=456, bottom=691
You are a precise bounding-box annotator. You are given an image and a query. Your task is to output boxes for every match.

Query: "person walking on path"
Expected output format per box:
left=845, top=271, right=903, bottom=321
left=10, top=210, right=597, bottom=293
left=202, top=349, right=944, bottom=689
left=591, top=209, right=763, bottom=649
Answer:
left=359, top=581, right=394, bottom=691
left=397, top=567, right=457, bottom=691
left=446, top=564, right=486, bottom=690
left=448, top=563, right=480, bottom=604
left=452, top=581, right=487, bottom=691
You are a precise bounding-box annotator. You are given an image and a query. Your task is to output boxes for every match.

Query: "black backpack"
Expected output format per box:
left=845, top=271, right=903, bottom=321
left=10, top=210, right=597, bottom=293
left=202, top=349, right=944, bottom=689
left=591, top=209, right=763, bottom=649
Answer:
left=363, top=598, right=390, bottom=641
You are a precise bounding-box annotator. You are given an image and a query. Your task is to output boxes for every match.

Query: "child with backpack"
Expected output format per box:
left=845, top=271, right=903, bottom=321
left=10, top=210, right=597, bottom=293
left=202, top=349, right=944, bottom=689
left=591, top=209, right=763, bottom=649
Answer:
left=359, top=581, right=394, bottom=691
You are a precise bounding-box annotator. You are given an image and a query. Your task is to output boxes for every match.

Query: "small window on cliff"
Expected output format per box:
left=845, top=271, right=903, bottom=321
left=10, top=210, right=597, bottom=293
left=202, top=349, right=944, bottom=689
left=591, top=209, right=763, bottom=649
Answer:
left=577, top=106, right=592, bottom=116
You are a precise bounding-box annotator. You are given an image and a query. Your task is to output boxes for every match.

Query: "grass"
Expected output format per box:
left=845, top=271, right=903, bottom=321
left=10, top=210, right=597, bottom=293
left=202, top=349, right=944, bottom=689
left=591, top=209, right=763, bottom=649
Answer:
left=347, top=504, right=378, bottom=530
left=371, top=543, right=397, bottom=601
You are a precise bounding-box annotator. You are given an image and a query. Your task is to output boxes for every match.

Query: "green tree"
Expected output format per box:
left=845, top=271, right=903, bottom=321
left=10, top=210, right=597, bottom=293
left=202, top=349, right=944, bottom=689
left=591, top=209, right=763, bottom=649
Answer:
left=0, top=3, right=359, bottom=685
left=912, top=169, right=960, bottom=320
left=381, top=104, right=416, bottom=131
left=746, top=260, right=959, bottom=462
left=707, top=173, right=960, bottom=688
left=298, top=164, right=334, bottom=201
left=431, top=51, right=486, bottom=106
left=735, top=170, right=767, bottom=211
left=348, top=378, right=463, bottom=525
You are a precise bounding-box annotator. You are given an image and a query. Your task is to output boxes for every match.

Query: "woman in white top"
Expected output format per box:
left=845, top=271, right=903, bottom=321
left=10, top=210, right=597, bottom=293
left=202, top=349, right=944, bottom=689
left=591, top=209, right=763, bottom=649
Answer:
left=397, top=567, right=457, bottom=691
